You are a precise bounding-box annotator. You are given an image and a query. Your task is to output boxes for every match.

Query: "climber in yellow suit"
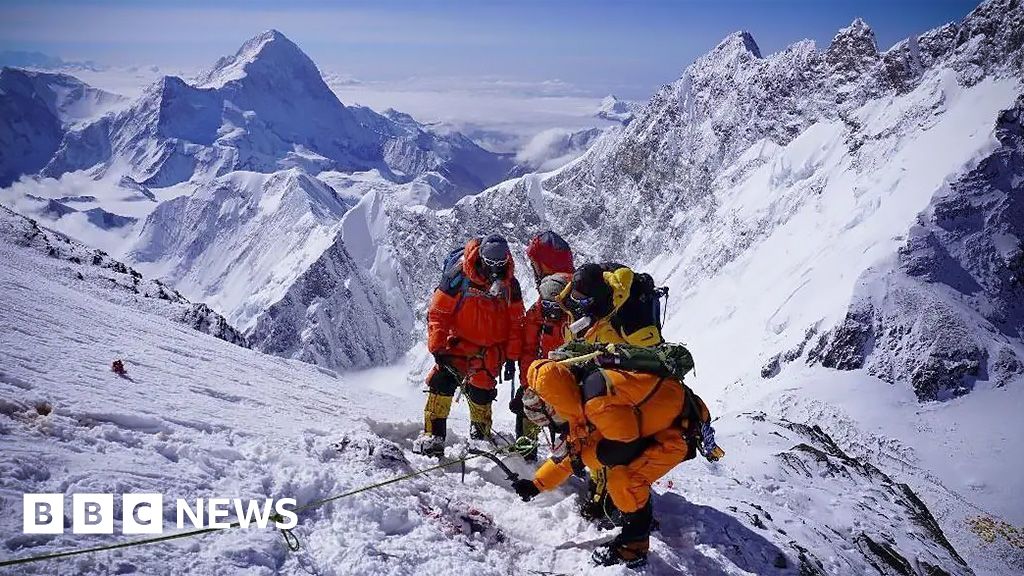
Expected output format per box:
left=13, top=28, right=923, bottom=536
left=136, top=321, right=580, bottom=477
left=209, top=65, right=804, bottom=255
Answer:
left=560, top=262, right=664, bottom=347
left=511, top=262, right=687, bottom=568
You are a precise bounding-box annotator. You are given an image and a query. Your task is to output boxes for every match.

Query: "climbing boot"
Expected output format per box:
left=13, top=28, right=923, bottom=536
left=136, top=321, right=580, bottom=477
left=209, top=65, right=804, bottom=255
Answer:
left=592, top=539, right=649, bottom=569
left=414, top=393, right=452, bottom=456
left=412, top=432, right=446, bottom=457
left=592, top=499, right=653, bottom=567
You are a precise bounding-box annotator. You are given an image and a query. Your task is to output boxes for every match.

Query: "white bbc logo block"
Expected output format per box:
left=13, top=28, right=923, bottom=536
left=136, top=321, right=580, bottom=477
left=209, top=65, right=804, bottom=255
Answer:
left=72, top=493, right=114, bottom=534
left=122, top=494, right=163, bottom=534
left=23, top=493, right=64, bottom=534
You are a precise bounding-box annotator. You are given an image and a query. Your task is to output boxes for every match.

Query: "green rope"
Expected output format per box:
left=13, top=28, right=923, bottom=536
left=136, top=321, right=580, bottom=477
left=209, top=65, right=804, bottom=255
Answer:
left=0, top=524, right=238, bottom=568
left=0, top=443, right=528, bottom=568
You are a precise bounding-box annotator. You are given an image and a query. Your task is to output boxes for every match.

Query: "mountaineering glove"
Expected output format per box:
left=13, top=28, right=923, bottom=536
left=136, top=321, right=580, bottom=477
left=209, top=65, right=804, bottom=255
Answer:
left=513, top=479, right=540, bottom=502
left=509, top=388, right=524, bottom=416
left=700, top=421, right=720, bottom=461
left=503, top=360, right=516, bottom=381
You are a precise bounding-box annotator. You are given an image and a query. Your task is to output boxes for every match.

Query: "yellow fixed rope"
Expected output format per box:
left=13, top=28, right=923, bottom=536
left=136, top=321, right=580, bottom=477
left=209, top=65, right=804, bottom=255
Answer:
left=555, top=350, right=604, bottom=365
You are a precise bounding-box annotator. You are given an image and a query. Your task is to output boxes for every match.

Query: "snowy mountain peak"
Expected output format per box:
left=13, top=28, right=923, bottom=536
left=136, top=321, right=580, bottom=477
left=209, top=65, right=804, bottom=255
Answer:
left=194, top=29, right=321, bottom=90
left=0, top=66, right=123, bottom=124
left=846, top=17, right=872, bottom=33
left=825, top=17, right=880, bottom=78
left=595, top=94, right=637, bottom=124
left=0, top=67, right=124, bottom=185
left=715, top=31, right=763, bottom=59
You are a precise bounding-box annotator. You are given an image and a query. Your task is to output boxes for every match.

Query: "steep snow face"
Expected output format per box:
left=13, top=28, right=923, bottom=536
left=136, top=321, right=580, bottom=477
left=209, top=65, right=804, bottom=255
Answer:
left=0, top=68, right=123, bottom=186
left=0, top=205, right=245, bottom=345
left=248, top=234, right=412, bottom=371
left=129, top=169, right=353, bottom=332
left=810, top=95, right=1024, bottom=400
left=39, top=30, right=513, bottom=198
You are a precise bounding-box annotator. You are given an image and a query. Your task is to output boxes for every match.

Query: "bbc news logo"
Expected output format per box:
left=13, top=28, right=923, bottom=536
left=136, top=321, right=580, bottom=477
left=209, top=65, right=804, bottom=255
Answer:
left=23, top=494, right=297, bottom=534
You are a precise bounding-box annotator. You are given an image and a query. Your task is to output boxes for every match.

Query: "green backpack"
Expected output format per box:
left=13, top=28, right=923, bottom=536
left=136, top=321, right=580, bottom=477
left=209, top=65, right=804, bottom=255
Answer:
left=551, top=339, right=722, bottom=461
left=550, top=340, right=695, bottom=383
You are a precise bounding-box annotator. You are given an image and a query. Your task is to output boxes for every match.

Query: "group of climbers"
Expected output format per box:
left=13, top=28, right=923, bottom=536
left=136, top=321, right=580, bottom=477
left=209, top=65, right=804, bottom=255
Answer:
left=412, top=230, right=721, bottom=569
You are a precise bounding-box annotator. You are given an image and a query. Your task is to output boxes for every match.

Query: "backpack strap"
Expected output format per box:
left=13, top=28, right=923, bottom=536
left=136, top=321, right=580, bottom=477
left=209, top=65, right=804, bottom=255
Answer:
left=675, top=381, right=708, bottom=460
left=452, top=275, right=471, bottom=314
left=630, top=375, right=666, bottom=440
left=438, top=255, right=473, bottom=313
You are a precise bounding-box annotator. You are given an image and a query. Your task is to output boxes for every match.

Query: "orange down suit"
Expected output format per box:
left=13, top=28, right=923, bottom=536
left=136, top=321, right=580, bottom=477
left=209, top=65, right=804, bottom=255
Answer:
left=526, top=359, right=709, bottom=513
left=427, top=238, right=525, bottom=390
left=518, top=301, right=569, bottom=386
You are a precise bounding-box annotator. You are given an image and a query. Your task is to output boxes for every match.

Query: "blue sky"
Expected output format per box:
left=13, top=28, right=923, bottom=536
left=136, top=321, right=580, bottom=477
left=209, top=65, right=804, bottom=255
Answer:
left=0, top=0, right=980, bottom=98
left=0, top=1, right=983, bottom=150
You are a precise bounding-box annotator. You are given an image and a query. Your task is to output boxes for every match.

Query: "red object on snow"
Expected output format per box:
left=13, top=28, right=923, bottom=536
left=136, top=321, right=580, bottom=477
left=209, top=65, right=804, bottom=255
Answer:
left=111, top=359, right=126, bottom=376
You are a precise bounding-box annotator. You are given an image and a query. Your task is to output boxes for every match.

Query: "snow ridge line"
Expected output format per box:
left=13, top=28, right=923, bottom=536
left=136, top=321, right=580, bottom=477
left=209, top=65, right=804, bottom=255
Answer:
left=0, top=445, right=528, bottom=569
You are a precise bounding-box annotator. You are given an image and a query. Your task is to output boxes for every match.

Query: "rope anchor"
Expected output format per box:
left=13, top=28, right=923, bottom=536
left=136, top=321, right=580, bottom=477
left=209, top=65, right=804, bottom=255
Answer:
left=269, top=513, right=301, bottom=552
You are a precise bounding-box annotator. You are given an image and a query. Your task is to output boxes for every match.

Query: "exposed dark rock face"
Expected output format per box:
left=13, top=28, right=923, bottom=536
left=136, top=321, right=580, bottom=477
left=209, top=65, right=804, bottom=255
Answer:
left=737, top=412, right=974, bottom=575
left=248, top=238, right=409, bottom=371
left=810, top=95, right=1024, bottom=400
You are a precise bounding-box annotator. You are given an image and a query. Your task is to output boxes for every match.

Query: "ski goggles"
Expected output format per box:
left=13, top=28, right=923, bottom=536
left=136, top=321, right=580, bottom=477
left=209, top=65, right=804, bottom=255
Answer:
left=565, top=291, right=594, bottom=318
left=480, top=252, right=509, bottom=267
left=568, top=291, right=593, bottom=309
left=540, top=300, right=566, bottom=319
left=480, top=253, right=509, bottom=277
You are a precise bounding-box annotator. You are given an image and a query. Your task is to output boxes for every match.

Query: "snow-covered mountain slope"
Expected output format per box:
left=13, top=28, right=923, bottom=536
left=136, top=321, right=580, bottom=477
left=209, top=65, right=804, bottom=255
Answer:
left=808, top=95, right=1024, bottom=400
left=39, top=30, right=513, bottom=199
left=3, top=229, right=1010, bottom=575
left=0, top=67, right=123, bottom=127
left=0, top=67, right=124, bottom=186
left=247, top=232, right=411, bottom=372
left=0, top=205, right=245, bottom=345
left=328, top=0, right=1023, bottom=398
left=128, top=169, right=353, bottom=331
left=121, top=166, right=415, bottom=370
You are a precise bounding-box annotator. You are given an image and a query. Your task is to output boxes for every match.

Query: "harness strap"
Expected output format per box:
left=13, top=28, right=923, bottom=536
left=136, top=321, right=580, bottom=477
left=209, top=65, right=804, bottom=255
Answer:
left=631, top=376, right=666, bottom=438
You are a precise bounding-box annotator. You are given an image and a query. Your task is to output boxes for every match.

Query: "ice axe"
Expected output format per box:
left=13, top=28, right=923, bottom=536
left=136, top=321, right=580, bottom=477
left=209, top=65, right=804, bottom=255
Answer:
left=465, top=447, right=520, bottom=484
left=460, top=437, right=536, bottom=484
